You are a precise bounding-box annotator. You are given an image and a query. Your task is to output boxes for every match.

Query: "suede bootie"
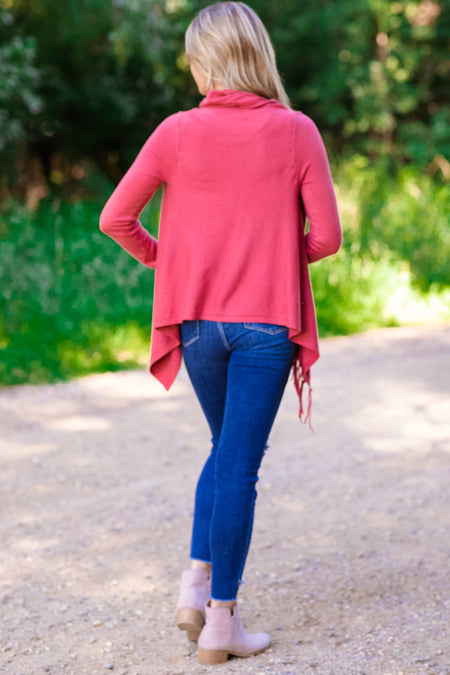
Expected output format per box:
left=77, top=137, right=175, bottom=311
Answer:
left=176, top=568, right=211, bottom=641
left=197, top=601, right=271, bottom=665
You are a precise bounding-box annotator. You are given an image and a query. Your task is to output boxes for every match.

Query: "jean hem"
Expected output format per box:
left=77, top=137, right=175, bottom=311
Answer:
left=189, top=556, right=212, bottom=564
left=210, top=595, right=237, bottom=602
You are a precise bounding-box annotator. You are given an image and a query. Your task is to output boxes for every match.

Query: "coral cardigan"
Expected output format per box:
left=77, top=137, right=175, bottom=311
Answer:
left=100, top=89, right=342, bottom=423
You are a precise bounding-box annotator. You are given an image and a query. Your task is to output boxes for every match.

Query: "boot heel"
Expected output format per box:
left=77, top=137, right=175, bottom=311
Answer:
left=177, top=607, right=204, bottom=641
left=198, top=647, right=229, bottom=665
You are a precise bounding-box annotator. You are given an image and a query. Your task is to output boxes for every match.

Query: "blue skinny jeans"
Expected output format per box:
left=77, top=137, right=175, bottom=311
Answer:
left=180, top=320, right=296, bottom=601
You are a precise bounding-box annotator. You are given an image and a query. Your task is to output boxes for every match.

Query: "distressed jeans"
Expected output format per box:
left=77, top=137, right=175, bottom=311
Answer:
left=181, top=320, right=296, bottom=601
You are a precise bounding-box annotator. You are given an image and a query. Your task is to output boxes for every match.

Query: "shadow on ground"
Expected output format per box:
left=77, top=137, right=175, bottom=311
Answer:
left=1, top=325, right=449, bottom=675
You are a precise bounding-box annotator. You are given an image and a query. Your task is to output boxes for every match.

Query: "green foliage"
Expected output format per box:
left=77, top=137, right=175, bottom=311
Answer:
left=1, top=162, right=449, bottom=387
left=1, top=0, right=449, bottom=187
left=264, top=0, right=450, bottom=164
left=380, top=167, right=450, bottom=290
left=310, top=253, right=399, bottom=337
left=0, top=1, right=448, bottom=387
left=0, top=11, right=43, bottom=185
left=0, top=196, right=161, bottom=385
left=0, top=31, right=42, bottom=147
left=336, top=156, right=450, bottom=290
left=1, top=0, right=197, bottom=185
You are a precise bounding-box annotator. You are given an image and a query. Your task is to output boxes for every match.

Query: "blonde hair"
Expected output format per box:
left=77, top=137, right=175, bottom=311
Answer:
left=185, top=2, right=291, bottom=108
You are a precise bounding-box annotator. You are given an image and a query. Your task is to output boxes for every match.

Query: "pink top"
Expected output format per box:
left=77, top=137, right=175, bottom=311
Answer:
left=100, top=89, right=342, bottom=423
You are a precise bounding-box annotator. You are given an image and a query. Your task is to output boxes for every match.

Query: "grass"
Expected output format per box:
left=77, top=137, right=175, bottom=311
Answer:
left=1, top=164, right=449, bottom=387
left=0, top=196, right=159, bottom=386
left=311, top=252, right=450, bottom=336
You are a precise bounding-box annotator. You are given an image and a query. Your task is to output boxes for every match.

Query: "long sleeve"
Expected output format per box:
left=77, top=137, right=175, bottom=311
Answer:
left=99, top=114, right=179, bottom=268
left=295, top=114, right=342, bottom=264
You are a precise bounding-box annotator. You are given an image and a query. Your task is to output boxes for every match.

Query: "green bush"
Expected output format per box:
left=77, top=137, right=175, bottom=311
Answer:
left=0, top=196, right=160, bottom=385
left=335, top=156, right=450, bottom=290
left=1, top=159, right=449, bottom=387
left=0, top=32, right=42, bottom=153
left=379, top=167, right=450, bottom=291
left=310, top=252, right=399, bottom=337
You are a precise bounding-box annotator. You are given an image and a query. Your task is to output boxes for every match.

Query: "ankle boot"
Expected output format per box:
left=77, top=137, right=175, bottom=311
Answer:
left=176, top=568, right=211, bottom=641
left=197, top=601, right=271, bottom=665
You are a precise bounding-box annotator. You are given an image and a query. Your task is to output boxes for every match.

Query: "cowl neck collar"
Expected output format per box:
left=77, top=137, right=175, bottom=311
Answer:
left=200, top=89, right=282, bottom=110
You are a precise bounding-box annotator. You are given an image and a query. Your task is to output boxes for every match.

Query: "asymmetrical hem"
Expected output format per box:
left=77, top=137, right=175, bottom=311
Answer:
left=100, top=89, right=342, bottom=424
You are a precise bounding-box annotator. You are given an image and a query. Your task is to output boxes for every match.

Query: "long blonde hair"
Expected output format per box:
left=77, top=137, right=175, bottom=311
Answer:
left=185, top=2, right=291, bottom=108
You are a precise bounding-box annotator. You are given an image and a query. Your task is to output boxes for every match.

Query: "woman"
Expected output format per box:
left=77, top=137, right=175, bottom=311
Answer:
left=100, top=1, right=342, bottom=665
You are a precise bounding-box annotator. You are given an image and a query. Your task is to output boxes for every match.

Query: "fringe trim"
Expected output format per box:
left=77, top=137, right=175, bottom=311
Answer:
left=293, top=357, right=313, bottom=431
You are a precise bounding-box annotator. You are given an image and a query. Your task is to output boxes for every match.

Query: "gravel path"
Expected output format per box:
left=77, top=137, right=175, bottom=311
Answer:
left=1, top=325, right=449, bottom=675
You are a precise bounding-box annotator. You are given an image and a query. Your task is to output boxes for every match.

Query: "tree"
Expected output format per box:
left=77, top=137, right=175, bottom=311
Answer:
left=1, top=0, right=448, bottom=197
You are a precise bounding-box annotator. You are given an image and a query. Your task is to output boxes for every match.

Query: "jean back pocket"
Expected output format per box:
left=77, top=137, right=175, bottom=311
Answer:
left=243, top=322, right=287, bottom=335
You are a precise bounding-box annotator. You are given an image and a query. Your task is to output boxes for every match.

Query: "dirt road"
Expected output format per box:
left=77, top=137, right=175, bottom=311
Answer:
left=1, top=325, right=449, bottom=675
